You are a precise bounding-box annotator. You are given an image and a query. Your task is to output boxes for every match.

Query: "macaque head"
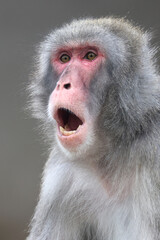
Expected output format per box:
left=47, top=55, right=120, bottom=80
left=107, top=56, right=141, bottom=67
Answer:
left=30, top=18, right=155, bottom=154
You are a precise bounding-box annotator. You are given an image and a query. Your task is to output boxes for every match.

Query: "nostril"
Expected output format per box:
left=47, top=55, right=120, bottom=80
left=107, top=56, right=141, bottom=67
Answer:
left=64, top=83, right=71, bottom=89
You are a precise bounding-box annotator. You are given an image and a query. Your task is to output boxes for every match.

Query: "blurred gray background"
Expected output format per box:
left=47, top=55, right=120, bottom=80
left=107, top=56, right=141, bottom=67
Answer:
left=0, top=0, right=160, bottom=239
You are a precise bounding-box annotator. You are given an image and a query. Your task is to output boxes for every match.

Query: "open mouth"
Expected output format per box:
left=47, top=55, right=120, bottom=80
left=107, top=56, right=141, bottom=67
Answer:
left=57, top=108, right=83, bottom=136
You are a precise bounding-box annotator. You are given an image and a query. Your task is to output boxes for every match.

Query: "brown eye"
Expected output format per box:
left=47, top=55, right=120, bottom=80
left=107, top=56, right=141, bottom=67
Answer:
left=60, top=54, right=70, bottom=63
left=84, top=51, right=97, bottom=61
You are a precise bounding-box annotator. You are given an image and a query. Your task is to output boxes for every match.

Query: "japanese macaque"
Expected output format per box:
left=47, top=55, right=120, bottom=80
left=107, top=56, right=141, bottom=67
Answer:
left=27, top=17, right=160, bottom=240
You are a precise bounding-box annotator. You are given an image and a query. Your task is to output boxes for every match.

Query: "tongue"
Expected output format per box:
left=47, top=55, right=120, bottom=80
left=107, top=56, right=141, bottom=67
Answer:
left=67, top=112, right=84, bottom=131
left=68, top=114, right=81, bottom=130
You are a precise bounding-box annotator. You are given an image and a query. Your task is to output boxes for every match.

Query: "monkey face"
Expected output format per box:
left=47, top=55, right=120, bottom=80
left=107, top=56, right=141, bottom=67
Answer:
left=48, top=45, right=105, bottom=150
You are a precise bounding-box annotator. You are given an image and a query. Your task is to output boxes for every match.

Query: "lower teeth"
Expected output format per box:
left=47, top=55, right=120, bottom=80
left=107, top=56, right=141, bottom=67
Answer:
left=60, top=125, right=76, bottom=136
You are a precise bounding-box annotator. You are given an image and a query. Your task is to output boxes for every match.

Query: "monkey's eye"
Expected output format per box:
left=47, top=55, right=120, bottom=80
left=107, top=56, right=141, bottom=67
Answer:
left=84, top=51, right=97, bottom=61
left=60, top=54, right=71, bottom=63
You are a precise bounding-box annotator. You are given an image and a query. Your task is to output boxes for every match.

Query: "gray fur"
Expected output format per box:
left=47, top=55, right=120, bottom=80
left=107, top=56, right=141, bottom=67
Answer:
left=27, top=17, right=160, bottom=240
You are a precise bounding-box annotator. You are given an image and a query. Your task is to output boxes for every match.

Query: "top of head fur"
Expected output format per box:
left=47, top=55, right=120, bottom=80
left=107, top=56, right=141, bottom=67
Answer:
left=39, top=17, right=146, bottom=63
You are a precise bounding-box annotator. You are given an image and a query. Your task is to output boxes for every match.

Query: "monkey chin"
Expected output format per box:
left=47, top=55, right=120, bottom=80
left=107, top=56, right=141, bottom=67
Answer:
left=57, top=123, right=87, bottom=149
left=56, top=124, right=97, bottom=159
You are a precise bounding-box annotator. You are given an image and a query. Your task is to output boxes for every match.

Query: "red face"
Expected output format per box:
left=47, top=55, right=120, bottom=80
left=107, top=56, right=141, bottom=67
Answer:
left=49, top=45, right=105, bottom=150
